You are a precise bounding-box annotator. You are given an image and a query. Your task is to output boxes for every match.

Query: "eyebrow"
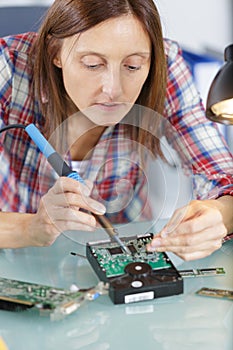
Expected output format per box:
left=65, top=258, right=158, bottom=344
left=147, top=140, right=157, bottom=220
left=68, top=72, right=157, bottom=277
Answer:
left=77, top=51, right=151, bottom=58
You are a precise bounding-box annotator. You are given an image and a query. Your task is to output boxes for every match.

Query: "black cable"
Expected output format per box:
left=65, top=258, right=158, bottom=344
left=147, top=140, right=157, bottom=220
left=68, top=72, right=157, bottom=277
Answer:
left=0, top=124, right=26, bottom=134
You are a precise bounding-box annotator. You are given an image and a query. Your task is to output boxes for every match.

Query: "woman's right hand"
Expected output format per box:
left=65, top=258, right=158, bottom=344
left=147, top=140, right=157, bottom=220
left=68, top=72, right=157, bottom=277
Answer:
left=26, top=177, right=106, bottom=247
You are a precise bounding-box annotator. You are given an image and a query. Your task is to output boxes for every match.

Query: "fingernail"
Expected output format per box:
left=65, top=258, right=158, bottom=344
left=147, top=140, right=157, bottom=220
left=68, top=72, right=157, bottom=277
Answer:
left=150, top=238, right=162, bottom=248
left=81, top=185, right=91, bottom=196
left=147, top=245, right=156, bottom=252
left=91, top=202, right=106, bottom=214
left=161, top=229, right=168, bottom=238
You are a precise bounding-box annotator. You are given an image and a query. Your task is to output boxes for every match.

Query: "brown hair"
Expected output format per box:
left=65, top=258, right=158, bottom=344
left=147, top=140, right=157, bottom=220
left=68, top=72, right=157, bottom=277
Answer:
left=31, top=0, right=167, bottom=156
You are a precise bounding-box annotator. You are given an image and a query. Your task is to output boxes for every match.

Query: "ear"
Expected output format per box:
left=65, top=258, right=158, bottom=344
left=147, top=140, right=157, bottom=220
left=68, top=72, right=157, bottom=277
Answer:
left=53, top=57, right=62, bottom=68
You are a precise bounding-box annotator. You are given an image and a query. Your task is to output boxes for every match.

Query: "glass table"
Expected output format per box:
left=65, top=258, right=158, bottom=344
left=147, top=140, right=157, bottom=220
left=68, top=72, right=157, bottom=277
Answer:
left=0, top=220, right=232, bottom=350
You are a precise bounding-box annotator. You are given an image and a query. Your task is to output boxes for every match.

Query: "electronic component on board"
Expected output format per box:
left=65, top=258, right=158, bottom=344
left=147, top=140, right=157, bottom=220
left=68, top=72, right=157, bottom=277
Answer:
left=86, top=233, right=183, bottom=304
left=179, top=267, right=225, bottom=278
left=0, top=277, right=103, bottom=320
left=196, top=287, right=233, bottom=301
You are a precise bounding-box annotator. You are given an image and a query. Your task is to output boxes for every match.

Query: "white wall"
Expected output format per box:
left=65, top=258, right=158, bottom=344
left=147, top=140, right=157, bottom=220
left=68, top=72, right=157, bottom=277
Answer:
left=0, top=0, right=53, bottom=6
left=3, top=0, right=232, bottom=55
left=156, top=0, right=233, bottom=54
left=155, top=0, right=233, bottom=153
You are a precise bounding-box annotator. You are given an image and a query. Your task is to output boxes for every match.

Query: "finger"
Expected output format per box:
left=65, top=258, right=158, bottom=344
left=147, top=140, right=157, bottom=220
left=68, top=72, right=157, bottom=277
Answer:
left=51, top=207, right=96, bottom=225
left=45, top=190, right=106, bottom=215
left=52, top=177, right=91, bottom=196
left=161, top=207, right=223, bottom=238
left=56, top=220, right=96, bottom=232
left=151, top=224, right=227, bottom=250
left=48, top=208, right=97, bottom=231
left=148, top=237, right=223, bottom=261
left=169, top=247, right=222, bottom=261
left=160, top=206, right=188, bottom=235
left=67, top=193, right=106, bottom=214
left=152, top=247, right=221, bottom=261
left=84, top=179, right=94, bottom=192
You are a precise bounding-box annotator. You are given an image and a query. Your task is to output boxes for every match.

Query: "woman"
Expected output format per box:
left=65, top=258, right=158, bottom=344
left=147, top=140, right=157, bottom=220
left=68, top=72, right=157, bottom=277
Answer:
left=0, top=0, right=232, bottom=260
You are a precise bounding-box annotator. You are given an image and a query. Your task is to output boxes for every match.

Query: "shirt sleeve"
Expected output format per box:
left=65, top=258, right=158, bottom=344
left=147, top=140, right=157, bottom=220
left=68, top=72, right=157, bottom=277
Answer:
left=0, top=34, right=48, bottom=213
left=0, top=39, right=14, bottom=210
left=0, top=38, right=14, bottom=123
left=163, top=39, right=233, bottom=200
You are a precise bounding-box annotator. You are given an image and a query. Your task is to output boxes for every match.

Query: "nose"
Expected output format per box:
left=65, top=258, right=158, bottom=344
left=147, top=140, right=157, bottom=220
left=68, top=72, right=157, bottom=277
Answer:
left=101, top=66, right=123, bottom=100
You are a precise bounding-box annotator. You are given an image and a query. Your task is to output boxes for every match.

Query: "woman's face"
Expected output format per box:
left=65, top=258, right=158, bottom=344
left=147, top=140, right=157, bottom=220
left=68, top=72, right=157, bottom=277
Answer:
left=54, top=15, right=151, bottom=126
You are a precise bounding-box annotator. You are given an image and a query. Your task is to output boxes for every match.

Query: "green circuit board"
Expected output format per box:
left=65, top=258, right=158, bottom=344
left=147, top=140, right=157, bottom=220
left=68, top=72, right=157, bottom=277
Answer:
left=0, top=277, right=98, bottom=320
left=88, top=233, right=171, bottom=278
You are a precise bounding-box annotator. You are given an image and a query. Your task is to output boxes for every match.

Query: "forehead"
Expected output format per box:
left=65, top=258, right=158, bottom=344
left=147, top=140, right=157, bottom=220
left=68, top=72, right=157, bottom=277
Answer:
left=61, top=15, right=151, bottom=57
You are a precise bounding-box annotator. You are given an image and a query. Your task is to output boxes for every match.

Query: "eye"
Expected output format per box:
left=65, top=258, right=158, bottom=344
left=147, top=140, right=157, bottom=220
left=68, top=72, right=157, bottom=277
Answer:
left=123, top=54, right=150, bottom=72
left=125, top=65, right=141, bottom=71
left=84, top=63, right=103, bottom=70
left=81, top=55, right=105, bottom=71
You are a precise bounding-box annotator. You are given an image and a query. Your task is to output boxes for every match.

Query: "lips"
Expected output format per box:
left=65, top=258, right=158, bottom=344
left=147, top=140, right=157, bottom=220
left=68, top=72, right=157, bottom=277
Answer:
left=94, top=102, right=124, bottom=112
left=99, top=103, right=118, bottom=106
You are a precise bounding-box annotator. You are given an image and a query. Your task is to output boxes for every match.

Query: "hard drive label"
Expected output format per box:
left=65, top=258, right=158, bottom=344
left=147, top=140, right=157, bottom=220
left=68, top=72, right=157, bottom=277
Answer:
left=125, top=291, right=154, bottom=304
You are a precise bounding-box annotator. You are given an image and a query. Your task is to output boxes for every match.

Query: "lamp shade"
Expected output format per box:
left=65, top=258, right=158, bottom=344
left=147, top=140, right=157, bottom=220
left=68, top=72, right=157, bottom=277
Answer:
left=206, top=44, right=233, bottom=124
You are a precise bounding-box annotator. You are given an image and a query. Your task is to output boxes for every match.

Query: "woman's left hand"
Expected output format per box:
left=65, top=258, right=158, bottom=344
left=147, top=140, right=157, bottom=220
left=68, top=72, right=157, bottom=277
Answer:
left=147, top=199, right=230, bottom=261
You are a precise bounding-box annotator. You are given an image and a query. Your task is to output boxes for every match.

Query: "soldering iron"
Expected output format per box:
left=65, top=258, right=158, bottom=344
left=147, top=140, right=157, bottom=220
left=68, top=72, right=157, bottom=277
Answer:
left=0, top=123, right=131, bottom=255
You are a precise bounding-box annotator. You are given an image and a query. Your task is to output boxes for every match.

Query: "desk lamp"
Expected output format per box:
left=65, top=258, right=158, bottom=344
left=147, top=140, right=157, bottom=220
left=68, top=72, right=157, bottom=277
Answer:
left=206, top=44, right=233, bottom=243
left=206, top=44, right=233, bottom=124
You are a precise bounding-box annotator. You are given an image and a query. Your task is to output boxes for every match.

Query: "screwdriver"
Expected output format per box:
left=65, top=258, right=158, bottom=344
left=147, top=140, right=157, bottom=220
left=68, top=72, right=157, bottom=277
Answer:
left=25, top=123, right=131, bottom=255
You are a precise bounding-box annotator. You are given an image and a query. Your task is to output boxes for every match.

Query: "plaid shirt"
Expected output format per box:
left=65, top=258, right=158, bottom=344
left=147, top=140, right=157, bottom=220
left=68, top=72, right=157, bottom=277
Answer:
left=0, top=32, right=233, bottom=223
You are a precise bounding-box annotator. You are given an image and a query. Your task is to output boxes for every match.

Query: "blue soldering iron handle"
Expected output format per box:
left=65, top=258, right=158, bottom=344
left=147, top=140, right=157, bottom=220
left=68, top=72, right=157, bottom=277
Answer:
left=46, top=151, right=85, bottom=183
left=25, top=123, right=85, bottom=183
left=65, top=169, right=85, bottom=184
left=25, top=123, right=55, bottom=158
left=25, top=124, right=130, bottom=253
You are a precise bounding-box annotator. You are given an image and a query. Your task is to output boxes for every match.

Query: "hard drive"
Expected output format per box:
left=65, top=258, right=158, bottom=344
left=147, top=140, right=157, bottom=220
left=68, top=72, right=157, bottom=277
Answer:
left=86, top=232, right=183, bottom=304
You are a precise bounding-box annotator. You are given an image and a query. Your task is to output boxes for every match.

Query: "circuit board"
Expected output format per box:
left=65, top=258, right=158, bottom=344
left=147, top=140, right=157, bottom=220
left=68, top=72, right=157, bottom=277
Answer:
left=196, top=287, right=233, bottom=300
left=179, top=267, right=225, bottom=278
left=88, top=234, right=171, bottom=279
left=86, top=233, right=183, bottom=304
left=0, top=277, right=100, bottom=320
